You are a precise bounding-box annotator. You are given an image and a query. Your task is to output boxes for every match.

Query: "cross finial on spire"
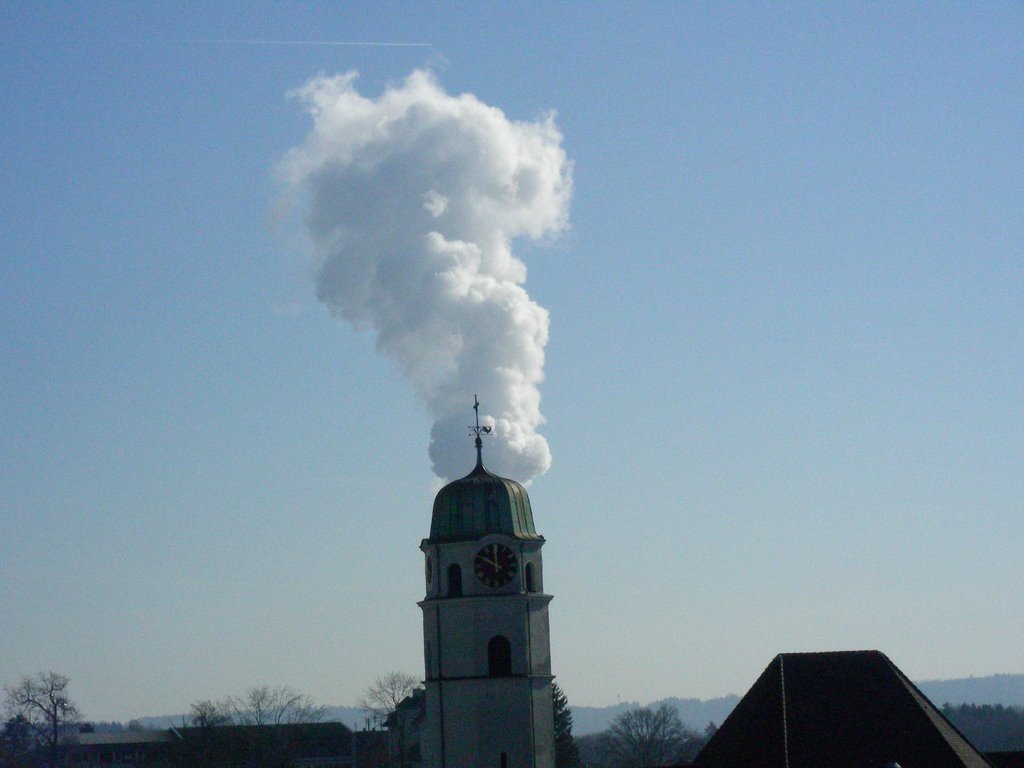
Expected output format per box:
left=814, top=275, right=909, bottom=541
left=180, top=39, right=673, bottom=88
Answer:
left=469, top=394, right=492, bottom=468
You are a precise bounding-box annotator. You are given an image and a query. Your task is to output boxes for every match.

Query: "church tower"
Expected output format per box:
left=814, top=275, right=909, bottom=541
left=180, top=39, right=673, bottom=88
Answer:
left=419, top=399, right=555, bottom=768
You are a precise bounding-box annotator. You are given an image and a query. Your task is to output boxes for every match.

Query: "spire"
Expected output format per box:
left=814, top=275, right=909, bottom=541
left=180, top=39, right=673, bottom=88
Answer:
left=470, top=394, right=492, bottom=469
left=430, top=400, right=539, bottom=543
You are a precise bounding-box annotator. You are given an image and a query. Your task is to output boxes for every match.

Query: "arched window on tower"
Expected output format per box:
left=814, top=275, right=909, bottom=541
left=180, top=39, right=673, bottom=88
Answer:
left=525, top=562, right=535, bottom=593
left=488, top=635, right=512, bottom=677
left=447, top=563, right=462, bottom=597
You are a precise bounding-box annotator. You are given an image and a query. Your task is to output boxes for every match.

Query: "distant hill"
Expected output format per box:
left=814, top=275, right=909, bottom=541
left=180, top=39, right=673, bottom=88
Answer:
left=570, top=702, right=637, bottom=737
left=572, top=697, right=740, bottom=737
left=942, top=703, right=1024, bottom=751
left=568, top=674, right=1024, bottom=736
left=917, top=675, right=1024, bottom=708
left=321, top=706, right=377, bottom=730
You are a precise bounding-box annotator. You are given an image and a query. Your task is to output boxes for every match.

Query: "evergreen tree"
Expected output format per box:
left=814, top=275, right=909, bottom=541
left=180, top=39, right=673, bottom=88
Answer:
left=553, top=683, right=580, bottom=768
left=942, top=703, right=1024, bottom=751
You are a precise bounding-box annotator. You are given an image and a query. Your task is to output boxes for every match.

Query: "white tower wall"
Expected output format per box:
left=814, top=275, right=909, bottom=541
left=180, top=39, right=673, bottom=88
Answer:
left=420, top=536, right=555, bottom=768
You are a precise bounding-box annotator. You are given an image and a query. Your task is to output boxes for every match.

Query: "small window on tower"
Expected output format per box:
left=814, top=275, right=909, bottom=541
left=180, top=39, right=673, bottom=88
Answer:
left=525, top=562, right=535, bottom=593
left=447, top=563, right=462, bottom=597
left=488, top=635, right=512, bottom=677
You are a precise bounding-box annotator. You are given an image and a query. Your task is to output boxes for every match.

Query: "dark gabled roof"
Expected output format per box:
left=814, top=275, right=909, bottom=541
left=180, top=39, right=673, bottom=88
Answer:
left=385, top=687, right=426, bottom=729
left=72, top=730, right=173, bottom=746
left=694, top=650, right=993, bottom=768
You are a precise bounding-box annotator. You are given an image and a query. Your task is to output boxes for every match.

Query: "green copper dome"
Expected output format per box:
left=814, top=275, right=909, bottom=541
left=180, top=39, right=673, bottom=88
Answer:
left=428, top=458, right=542, bottom=543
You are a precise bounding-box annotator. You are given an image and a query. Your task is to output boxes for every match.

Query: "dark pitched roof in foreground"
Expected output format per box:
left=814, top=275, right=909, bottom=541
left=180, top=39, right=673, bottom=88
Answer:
left=694, top=650, right=993, bottom=768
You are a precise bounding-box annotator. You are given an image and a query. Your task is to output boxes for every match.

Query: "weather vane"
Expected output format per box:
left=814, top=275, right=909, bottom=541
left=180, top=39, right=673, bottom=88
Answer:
left=469, top=395, right=492, bottom=465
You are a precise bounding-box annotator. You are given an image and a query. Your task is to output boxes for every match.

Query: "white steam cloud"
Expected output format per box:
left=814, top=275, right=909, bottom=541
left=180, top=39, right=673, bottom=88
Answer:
left=281, top=70, right=572, bottom=482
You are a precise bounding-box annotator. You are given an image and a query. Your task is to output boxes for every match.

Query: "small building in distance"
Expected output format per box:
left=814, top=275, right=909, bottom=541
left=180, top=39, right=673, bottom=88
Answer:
left=693, top=650, right=994, bottom=768
left=69, top=729, right=173, bottom=768
left=67, top=721, right=389, bottom=768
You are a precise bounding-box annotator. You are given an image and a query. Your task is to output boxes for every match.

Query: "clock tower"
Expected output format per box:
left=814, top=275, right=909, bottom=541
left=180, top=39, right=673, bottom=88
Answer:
left=419, top=400, right=555, bottom=768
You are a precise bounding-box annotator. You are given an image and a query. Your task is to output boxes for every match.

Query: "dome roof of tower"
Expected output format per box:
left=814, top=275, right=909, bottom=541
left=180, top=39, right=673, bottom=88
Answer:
left=428, top=459, right=542, bottom=543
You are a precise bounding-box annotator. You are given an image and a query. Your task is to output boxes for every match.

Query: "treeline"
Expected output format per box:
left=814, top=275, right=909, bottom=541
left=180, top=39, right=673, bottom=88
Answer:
left=942, top=703, right=1024, bottom=751
left=2, top=673, right=344, bottom=768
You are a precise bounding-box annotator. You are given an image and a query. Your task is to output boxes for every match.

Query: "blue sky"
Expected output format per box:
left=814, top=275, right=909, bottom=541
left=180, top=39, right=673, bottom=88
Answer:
left=2, top=2, right=1021, bottom=722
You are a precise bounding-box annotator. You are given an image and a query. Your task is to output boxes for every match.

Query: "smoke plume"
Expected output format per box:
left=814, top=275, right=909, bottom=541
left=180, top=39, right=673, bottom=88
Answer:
left=281, top=70, right=572, bottom=482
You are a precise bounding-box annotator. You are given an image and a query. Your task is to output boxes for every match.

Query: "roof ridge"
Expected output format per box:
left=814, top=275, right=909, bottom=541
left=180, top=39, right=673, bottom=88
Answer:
left=881, top=653, right=995, bottom=768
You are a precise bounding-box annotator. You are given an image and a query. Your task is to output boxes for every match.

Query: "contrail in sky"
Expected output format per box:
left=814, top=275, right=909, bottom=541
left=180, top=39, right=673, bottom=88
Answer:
left=198, top=39, right=431, bottom=47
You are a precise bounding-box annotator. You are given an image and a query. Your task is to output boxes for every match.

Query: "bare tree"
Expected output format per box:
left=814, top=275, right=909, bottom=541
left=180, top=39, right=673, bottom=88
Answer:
left=4, top=672, right=80, bottom=767
left=184, top=686, right=325, bottom=768
left=227, top=684, right=325, bottom=726
left=360, top=672, right=420, bottom=768
left=188, top=699, right=232, bottom=729
left=597, top=704, right=694, bottom=768
left=360, top=672, right=418, bottom=727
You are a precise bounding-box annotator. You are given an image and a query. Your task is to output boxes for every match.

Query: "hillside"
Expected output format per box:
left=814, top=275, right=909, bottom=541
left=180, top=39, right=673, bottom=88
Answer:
left=919, top=675, right=1024, bottom=708
left=572, top=696, right=740, bottom=737
left=569, top=673, right=1024, bottom=735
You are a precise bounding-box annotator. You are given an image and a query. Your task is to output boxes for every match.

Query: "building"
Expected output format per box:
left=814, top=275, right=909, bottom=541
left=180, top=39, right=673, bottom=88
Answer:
left=385, top=688, right=425, bottom=768
left=68, top=730, right=173, bottom=768
left=354, top=730, right=390, bottom=768
left=693, top=650, right=995, bottom=768
left=67, top=721, right=370, bottom=768
left=418, top=403, right=556, bottom=768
